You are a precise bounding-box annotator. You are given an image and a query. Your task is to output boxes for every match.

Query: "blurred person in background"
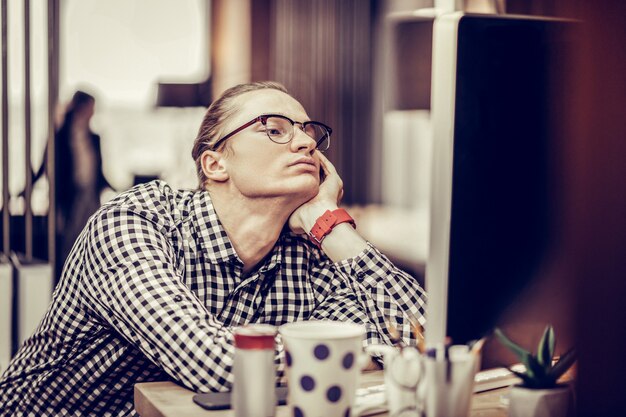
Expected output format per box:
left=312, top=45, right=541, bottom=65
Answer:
left=0, top=81, right=426, bottom=416
left=32, top=90, right=114, bottom=277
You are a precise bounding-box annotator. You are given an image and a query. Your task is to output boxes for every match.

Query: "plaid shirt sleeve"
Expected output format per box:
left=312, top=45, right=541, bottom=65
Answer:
left=310, top=242, right=426, bottom=347
left=78, top=206, right=237, bottom=392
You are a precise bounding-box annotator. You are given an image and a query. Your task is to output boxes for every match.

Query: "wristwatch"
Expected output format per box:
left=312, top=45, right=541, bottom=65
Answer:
left=309, top=208, right=356, bottom=248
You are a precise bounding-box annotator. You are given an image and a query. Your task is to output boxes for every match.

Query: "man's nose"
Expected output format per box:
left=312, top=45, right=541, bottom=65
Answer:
left=291, top=127, right=316, bottom=153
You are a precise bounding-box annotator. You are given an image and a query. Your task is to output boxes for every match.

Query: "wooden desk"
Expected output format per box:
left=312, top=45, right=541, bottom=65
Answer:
left=135, top=371, right=509, bottom=417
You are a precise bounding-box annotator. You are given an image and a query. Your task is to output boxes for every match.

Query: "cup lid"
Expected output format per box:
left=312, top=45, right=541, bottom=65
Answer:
left=234, top=324, right=277, bottom=349
left=279, top=320, right=366, bottom=339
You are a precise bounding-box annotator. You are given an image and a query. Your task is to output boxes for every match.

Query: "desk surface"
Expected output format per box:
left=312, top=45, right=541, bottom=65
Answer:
left=135, top=371, right=510, bottom=417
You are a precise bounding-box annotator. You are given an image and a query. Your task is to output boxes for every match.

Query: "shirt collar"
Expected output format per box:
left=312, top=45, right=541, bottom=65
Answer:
left=258, top=235, right=284, bottom=273
left=189, top=190, right=240, bottom=265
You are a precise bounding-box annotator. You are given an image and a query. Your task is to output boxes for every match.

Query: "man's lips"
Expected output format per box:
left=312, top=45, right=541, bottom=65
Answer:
left=289, top=157, right=317, bottom=169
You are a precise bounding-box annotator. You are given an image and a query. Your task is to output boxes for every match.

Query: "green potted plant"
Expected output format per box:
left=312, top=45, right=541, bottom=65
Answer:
left=495, top=325, right=576, bottom=417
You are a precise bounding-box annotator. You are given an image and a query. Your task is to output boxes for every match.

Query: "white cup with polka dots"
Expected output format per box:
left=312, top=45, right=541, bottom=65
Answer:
left=280, top=321, right=366, bottom=417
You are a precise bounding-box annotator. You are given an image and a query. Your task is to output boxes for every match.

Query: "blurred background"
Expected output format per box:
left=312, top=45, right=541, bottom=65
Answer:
left=1, top=0, right=624, bottom=414
left=0, top=0, right=577, bottom=272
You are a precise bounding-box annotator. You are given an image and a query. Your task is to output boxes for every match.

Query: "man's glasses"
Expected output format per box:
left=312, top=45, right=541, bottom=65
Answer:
left=211, top=114, right=332, bottom=152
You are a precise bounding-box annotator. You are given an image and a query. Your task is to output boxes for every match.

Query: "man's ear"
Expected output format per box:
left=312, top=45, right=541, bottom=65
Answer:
left=201, top=150, right=229, bottom=183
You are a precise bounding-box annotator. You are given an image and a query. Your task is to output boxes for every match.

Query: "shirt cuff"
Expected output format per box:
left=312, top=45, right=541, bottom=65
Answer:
left=333, top=242, right=398, bottom=289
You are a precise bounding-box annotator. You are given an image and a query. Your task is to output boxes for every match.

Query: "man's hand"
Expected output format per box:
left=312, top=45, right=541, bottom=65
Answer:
left=288, top=152, right=344, bottom=235
left=289, top=152, right=367, bottom=261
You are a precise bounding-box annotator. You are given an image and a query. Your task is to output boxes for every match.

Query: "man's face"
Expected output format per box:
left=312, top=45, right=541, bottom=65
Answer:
left=218, top=89, right=321, bottom=201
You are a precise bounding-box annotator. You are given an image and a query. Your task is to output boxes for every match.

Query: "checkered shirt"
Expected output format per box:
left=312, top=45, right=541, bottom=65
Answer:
left=0, top=180, right=426, bottom=416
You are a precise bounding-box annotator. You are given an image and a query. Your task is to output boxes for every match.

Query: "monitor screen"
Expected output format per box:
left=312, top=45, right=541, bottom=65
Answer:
left=426, top=13, right=577, bottom=346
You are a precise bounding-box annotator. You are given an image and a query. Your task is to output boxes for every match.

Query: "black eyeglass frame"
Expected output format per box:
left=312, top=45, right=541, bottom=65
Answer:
left=210, top=114, right=333, bottom=152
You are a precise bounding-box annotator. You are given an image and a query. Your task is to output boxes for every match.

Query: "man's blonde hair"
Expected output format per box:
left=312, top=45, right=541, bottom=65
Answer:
left=191, top=81, right=290, bottom=189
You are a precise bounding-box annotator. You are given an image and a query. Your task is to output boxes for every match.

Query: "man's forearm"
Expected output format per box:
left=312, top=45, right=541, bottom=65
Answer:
left=298, top=202, right=368, bottom=262
left=319, top=223, right=368, bottom=262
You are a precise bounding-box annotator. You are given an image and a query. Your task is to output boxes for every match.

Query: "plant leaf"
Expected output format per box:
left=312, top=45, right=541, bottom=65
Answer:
left=494, top=328, right=531, bottom=363
left=509, top=368, right=535, bottom=387
left=548, top=347, right=577, bottom=381
left=537, top=325, right=555, bottom=369
left=525, top=353, right=547, bottom=382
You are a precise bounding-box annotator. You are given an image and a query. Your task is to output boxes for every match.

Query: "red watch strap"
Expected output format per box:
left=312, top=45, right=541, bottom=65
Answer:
left=309, top=208, right=356, bottom=247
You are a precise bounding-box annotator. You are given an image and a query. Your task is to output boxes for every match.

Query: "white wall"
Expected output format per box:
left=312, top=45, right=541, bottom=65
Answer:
left=61, top=0, right=210, bottom=193
left=61, top=0, right=208, bottom=107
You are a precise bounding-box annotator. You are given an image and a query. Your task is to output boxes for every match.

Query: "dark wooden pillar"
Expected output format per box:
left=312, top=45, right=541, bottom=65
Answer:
left=47, top=0, right=60, bottom=272
left=1, top=0, right=9, bottom=257
left=267, top=0, right=374, bottom=205
left=567, top=0, right=626, bottom=415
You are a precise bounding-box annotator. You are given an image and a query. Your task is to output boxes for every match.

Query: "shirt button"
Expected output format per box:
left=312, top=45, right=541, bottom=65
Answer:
left=174, top=295, right=183, bottom=302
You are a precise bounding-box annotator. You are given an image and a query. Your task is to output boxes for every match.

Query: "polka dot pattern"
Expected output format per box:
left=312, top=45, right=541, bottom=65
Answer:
left=342, top=352, right=354, bottom=370
left=300, top=375, right=315, bottom=391
left=327, top=385, right=342, bottom=402
left=281, top=323, right=365, bottom=417
left=314, top=344, right=330, bottom=360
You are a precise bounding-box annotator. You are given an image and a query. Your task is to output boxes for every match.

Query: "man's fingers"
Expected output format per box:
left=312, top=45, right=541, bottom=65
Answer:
left=317, top=151, right=338, bottom=176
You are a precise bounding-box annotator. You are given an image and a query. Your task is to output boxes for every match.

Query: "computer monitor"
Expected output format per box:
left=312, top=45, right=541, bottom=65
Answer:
left=426, top=13, right=577, bottom=347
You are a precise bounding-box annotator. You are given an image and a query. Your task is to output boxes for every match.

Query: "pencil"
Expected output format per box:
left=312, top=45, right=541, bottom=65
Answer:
left=411, top=321, right=426, bottom=354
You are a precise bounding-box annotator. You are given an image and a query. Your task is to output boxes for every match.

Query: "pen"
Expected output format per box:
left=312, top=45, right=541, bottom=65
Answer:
left=444, top=344, right=451, bottom=384
left=470, top=337, right=486, bottom=356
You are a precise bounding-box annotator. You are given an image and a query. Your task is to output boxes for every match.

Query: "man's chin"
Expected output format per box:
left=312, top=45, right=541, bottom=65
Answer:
left=291, top=182, right=319, bottom=204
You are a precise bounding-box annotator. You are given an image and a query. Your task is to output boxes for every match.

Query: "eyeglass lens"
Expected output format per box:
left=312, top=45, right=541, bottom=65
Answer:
left=264, top=116, right=330, bottom=151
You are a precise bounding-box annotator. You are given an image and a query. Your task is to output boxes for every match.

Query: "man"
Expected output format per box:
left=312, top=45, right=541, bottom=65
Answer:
left=0, top=81, right=426, bottom=416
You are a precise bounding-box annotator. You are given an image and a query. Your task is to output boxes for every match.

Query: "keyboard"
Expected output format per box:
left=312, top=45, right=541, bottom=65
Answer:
left=473, top=364, right=524, bottom=393
left=354, top=384, right=388, bottom=416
